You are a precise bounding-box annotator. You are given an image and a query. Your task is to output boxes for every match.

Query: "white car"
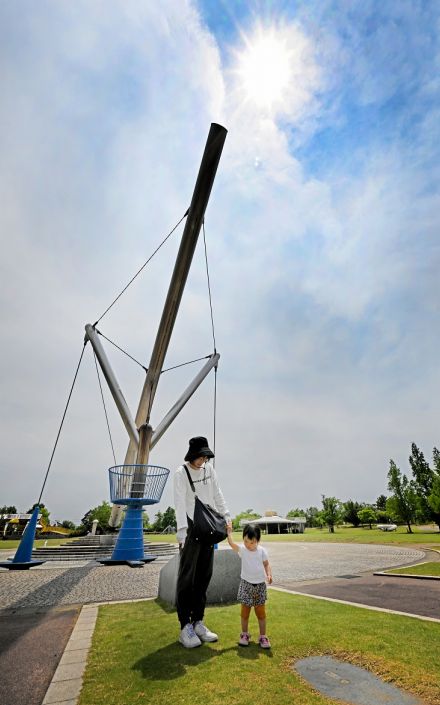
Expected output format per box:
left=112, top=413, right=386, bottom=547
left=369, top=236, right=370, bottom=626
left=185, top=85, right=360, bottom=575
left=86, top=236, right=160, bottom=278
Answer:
left=377, top=523, right=397, bottom=531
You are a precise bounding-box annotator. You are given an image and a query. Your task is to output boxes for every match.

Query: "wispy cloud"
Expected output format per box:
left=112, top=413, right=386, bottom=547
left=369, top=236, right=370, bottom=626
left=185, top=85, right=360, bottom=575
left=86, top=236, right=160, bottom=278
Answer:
left=1, top=1, right=439, bottom=522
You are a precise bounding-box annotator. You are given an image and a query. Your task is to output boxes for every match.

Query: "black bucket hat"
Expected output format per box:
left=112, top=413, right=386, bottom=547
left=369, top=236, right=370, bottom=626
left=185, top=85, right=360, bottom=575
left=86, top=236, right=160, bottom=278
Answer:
left=184, top=436, right=214, bottom=462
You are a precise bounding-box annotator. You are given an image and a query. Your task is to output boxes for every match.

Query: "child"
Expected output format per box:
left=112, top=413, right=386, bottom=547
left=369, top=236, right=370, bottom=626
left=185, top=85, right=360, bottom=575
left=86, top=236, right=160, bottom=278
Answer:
left=227, top=523, right=272, bottom=648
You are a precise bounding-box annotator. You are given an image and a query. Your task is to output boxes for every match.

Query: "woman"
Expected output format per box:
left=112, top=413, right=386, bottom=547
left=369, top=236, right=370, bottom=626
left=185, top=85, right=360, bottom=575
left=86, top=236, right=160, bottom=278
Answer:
left=173, top=436, right=231, bottom=648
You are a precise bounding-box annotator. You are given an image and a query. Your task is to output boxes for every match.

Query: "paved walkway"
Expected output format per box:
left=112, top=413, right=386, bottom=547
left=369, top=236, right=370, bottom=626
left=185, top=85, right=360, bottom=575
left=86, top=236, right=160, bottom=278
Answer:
left=281, top=573, right=440, bottom=620
left=0, top=605, right=80, bottom=705
left=0, top=542, right=426, bottom=609
left=255, top=541, right=427, bottom=584
left=0, top=559, right=162, bottom=609
left=0, top=542, right=437, bottom=705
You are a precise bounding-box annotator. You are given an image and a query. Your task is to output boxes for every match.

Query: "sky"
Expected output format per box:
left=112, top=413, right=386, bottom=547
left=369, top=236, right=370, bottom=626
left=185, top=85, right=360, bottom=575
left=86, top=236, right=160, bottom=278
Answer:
left=1, top=0, right=439, bottom=525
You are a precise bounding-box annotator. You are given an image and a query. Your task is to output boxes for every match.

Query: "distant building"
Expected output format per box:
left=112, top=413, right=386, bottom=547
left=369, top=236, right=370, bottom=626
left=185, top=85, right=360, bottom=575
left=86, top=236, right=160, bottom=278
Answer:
left=240, top=514, right=306, bottom=534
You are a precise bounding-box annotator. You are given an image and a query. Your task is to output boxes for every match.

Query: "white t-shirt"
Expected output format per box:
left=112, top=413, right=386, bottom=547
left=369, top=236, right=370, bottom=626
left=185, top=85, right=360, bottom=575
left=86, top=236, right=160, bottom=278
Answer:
left=238, top=544, right=268, bottom=584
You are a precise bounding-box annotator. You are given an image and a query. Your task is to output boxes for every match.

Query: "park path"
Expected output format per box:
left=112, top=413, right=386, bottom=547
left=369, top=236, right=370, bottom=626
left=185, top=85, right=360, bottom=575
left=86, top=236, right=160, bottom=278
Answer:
left=280, top=573, right=440, bottom=619
left=256, top=541, right=427, bottom=584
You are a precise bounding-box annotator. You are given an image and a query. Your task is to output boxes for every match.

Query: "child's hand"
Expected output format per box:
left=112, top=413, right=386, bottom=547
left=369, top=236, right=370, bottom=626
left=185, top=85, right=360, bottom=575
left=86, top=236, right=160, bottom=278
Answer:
left=267, top=574, right=273, bottom=585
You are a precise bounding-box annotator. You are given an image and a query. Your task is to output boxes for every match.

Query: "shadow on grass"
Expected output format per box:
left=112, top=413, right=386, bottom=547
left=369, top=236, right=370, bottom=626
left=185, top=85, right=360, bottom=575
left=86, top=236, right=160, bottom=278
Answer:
left=154, top=597, right=175, bottom=614
left=236, top=643, right=274, bottom=661
left=132, top=641, right=273, bottom=680
left=154, top=597, right=239, bottom=614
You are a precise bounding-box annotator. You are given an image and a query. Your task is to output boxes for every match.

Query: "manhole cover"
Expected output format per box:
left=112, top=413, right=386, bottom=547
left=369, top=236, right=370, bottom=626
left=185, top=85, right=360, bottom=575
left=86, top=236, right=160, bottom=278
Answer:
left=336, top=574, right=361, bottom=579
left=294, top=656, right=421, bottom=705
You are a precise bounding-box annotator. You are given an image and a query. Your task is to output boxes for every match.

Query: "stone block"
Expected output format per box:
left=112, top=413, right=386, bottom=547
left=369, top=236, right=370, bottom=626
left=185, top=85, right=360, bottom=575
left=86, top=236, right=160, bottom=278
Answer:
left=158, top=548, right=241, bottom=606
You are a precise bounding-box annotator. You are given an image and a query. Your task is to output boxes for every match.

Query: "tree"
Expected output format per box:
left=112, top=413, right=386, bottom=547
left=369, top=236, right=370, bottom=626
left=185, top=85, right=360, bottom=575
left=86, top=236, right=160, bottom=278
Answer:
left=232, top=509, right=260, bottom=531
left=376, top=509, right=389, bottom=524
left=315, top=512, right=326, bottom=529
left=357, top=506, right=377, bottom=529
left=375, top=495, right=387, bottom=511
left=61, top=520, right=76, bottom=531
left=409, top=443, right=440, bottom=529
left=151, top=511, right=163, bottom=532
left=0, top=505, right=17, bottom=514
left=150, top=507, right=175, bottom=532
left=161, top=506, right=176, bottom=531
left=321, top=496, right=342, bottom=533
left=428, top=448, right=440, bottom=530
left=342, top=500, right=363, bottom=527
left=433, top=447, right=440, bottom=473
left=81, top=501, right=112, bottom=533
left=286, top=508, right=305, bottom=518
left=387, top=460, right=417, bottom=533
left=304, top=506, right=320, bottom=528
left=428, top=473, right=440, bottom=515
left=28, top=502, right=50, bottom=527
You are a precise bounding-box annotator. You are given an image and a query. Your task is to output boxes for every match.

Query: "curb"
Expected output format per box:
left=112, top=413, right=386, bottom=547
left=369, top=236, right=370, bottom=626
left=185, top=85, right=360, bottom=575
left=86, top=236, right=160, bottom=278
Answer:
left=374, top=570, right=440, bottom=581
left=375, top=553, right=440, bottom=580
left=42, top=603, right=97, bottom=705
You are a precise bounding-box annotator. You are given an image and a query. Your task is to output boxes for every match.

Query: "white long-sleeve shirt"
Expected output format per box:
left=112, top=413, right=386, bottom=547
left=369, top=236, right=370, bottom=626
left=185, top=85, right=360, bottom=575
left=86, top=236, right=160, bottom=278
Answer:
left=173, top=461, right=230, bottom=543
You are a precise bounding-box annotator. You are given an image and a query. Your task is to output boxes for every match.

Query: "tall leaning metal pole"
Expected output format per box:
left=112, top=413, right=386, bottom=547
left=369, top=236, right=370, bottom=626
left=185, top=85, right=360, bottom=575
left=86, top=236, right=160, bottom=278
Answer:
left=110, top=122, right=227, bottom=524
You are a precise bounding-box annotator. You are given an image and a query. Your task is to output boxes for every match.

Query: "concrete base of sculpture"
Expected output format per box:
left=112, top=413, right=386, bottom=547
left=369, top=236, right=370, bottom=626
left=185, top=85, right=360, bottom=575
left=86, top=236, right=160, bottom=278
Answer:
left=158, top=548, right=241, bottom=606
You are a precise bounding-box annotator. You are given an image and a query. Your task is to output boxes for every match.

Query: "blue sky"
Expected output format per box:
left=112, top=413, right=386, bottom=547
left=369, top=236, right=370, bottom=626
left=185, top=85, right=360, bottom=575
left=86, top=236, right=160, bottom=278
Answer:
left=1, top=0, right=439, bottom=524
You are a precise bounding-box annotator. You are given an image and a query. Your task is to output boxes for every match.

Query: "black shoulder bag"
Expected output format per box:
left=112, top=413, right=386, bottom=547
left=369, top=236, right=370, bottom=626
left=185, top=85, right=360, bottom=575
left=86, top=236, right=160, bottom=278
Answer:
left=183, top=465, right=228, bottom=545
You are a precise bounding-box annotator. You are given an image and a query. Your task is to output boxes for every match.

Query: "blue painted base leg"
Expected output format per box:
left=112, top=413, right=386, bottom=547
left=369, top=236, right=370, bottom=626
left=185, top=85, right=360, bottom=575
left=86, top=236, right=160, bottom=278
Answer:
left=1, top=506, right=46, bottom=570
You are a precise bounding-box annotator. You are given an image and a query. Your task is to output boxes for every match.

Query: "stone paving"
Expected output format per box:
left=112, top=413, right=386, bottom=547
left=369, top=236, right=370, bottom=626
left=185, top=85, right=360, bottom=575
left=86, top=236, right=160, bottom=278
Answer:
left=258, top=542, right=426, bottom=584
left=0, top=561, right=162, bottom=610
left=0, top=542, right=425, bottom=609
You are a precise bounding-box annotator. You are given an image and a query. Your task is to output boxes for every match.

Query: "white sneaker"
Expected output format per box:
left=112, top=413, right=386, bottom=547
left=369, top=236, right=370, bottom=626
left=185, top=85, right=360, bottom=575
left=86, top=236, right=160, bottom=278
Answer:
left=179, top=623, right=202, bottom=648
left=194, top=620, right=218, bottom=642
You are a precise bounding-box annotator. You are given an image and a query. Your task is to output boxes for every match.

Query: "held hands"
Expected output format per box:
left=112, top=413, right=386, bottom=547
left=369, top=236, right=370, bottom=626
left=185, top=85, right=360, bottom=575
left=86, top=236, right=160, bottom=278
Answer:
left=226, top=525, right=239, bottom=552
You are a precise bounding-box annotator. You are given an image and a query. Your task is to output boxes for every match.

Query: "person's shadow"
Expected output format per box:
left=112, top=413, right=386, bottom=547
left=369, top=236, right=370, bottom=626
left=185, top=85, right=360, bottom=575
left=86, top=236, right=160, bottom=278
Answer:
left=132, top=641, right=272, bottom=680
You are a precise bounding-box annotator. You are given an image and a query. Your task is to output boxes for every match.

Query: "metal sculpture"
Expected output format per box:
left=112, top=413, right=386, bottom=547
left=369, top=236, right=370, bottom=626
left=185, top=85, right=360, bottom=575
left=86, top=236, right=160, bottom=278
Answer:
left=86, top=123, right=227, bottom=564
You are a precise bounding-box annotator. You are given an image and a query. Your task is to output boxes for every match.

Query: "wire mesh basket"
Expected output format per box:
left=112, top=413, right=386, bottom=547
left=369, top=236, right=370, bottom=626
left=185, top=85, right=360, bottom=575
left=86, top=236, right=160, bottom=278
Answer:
left=108, top=464, right=169, bottom=505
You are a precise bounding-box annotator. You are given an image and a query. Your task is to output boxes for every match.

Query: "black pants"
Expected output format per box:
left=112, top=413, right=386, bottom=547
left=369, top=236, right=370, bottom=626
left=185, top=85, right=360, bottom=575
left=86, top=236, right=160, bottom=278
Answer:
left=176, top=524, right=214, bottom=629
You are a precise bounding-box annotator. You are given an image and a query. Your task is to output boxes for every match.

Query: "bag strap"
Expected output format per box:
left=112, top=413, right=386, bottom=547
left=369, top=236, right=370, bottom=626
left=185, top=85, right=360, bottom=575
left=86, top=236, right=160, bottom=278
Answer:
left=182, top=464, right=196, bottom=494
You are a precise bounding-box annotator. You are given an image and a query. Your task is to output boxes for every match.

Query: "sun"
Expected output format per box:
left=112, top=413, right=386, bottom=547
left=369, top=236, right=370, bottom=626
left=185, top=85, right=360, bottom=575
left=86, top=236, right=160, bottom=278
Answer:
left=231, top=21, right=320, bottom=122
left=236, top=27, right=292, bottom=110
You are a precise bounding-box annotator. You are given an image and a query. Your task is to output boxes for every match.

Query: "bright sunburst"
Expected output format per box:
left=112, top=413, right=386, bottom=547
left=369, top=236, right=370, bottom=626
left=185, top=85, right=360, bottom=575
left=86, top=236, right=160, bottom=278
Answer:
left=232, top=22, right=319, bottom=120
left=238, top=30, right=291, bottom=109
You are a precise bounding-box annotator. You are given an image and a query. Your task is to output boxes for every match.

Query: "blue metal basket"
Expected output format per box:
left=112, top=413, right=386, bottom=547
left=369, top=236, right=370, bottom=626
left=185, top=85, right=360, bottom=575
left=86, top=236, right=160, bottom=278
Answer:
left=108, top=464, right=169, bottom=505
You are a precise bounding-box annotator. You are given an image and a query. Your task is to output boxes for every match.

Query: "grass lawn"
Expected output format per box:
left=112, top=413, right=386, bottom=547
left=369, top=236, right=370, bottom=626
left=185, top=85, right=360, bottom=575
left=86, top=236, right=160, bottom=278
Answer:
left=1, top=534, right=175, bottom=551
left=0, top=537, right=79, bottom=551
left=147, top=525, right=440, bottom=546
left=386, top=562, right=440, bottom=577
left=2, top=525, right=439, bottom=552
left=243, top=525, right=440, bottom=545
left=79, top=591, right=440, bottom=705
